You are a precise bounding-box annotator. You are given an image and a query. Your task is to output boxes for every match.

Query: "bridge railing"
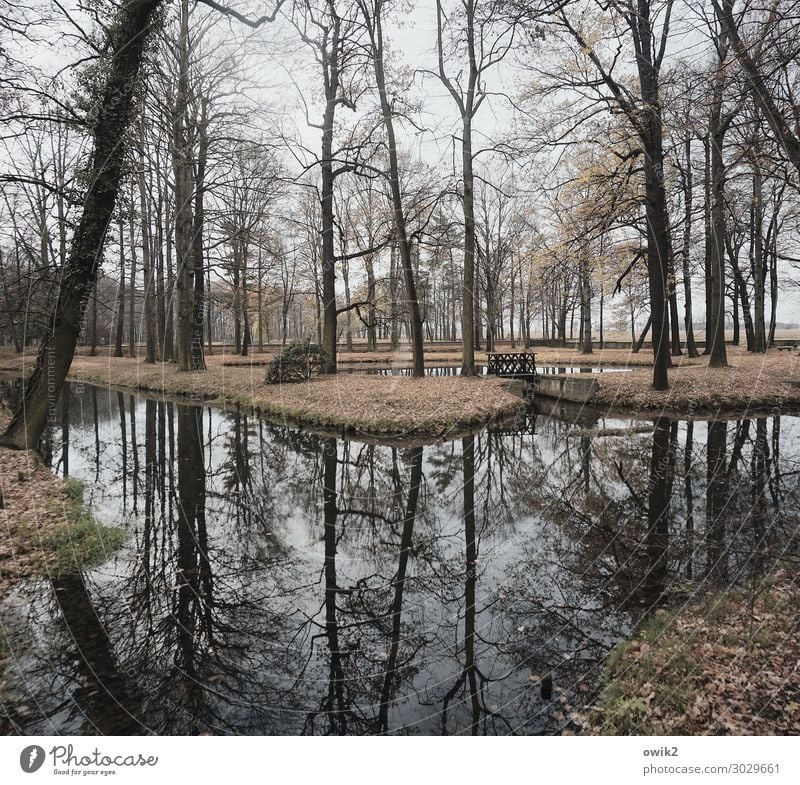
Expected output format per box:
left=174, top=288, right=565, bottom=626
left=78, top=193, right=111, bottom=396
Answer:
left=486, top=352, right=537, bottom=378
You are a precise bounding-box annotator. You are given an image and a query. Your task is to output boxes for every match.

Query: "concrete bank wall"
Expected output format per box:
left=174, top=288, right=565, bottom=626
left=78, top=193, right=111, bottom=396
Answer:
left=532, top=374, right=597, bottom=404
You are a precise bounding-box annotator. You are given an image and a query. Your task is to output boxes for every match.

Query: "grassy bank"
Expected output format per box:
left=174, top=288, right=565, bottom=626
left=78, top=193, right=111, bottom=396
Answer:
left=0, top=450, right=124, bottom=698
left=0, top=454, right=125, bottom=602
left=0, top=346, right=798, bottom=423
left=592, top=350, right=800, bottom=412
left=576, top=570, right=800, bottom=735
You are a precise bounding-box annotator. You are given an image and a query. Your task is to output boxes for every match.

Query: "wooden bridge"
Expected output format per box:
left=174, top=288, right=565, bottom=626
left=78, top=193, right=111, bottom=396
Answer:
left=486, top=352, right=538, bottom=381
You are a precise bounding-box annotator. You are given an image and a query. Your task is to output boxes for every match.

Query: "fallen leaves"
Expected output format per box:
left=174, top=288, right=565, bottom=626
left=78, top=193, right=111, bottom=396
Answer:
left=575, top=571, right=800, bottom=735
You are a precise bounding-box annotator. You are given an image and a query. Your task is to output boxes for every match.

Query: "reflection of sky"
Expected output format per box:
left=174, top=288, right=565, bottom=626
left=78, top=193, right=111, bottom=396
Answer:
left=3, top=384, right=800, bottom=735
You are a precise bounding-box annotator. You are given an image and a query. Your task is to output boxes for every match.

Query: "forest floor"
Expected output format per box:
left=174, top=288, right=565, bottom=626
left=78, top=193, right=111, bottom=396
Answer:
left=574, top=569, right=800, bottom=735
left=0, top=350, right=525, bottom=441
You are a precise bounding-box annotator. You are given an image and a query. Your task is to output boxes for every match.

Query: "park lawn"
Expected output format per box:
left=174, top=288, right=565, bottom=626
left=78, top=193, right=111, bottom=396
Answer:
left=0, top=346, right=798, bottom=430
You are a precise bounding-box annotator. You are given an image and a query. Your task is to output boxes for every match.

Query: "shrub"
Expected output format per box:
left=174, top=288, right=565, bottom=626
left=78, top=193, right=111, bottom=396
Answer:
left=266, top=340, right=326, bottom=384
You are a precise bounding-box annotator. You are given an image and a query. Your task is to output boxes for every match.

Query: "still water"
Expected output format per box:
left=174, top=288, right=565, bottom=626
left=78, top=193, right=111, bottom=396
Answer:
left=1, top=383, right=798, bottom=735
left=344, top=364, right=631, bottom=376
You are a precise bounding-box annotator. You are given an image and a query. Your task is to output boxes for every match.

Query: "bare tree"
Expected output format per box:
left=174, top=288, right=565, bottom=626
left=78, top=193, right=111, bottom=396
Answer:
left=428, top=0, right=517, bottom=375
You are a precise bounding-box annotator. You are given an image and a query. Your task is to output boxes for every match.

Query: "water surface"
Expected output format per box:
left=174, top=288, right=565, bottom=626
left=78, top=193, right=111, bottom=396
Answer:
left=1, top=382, right=798, bottom=735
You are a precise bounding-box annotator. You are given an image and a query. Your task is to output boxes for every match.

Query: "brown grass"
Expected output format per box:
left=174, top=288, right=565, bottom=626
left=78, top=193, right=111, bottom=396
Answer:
left=1, top=346, right=798, bottom=427
left=592, top=348, right=800, bottom=412
left=194, top=345, right=662, bottom=368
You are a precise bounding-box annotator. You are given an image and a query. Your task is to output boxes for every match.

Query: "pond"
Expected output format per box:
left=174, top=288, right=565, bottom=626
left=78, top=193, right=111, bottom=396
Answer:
left=1, top=382, right=798, bottom=735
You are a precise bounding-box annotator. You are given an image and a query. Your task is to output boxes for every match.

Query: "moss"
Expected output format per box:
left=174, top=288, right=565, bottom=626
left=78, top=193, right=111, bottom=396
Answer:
left=40, top=479, right=125, bottom=574
left=39, top=518, right=126, bottom=574
left=62, top=476, right=85, bottom=503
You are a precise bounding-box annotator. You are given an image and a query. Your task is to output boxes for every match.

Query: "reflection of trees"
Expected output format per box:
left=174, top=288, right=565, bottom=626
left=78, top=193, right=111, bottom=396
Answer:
left=644, top=418, right=676, bottom=608
left=3, top=385, right=800, bottom=736
left=0, top=571, right=145, bottom=735
left=441, top=435, right=481, bottom=735
left=706, top=420, right=729, bottom=584
left=379, top=445, right=423, bottom=732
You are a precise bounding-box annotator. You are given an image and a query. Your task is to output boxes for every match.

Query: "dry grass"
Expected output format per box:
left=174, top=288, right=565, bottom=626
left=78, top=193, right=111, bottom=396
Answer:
left=1, top=346, right=798, bottom=427
left=197, top=345, right=662, bottom=368
left=592, top=348, right=800, bottom=412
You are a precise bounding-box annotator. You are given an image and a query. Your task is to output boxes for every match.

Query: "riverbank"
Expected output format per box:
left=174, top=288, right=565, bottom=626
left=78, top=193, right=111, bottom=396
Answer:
left=0, top=453, right=124, bottom=603
left=575, top=570, right=800, bottom=735
left=0, top=445, right=125, bottom=699
left=215, top=344, right=668, bottom=368
left=592, top=350, right=800, bottom=412
left=0, top=351, right=525, bottom=440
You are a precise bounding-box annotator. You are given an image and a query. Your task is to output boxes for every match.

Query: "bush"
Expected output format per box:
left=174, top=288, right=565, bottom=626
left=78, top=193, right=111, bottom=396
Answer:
left=266, top=340, right=326, bottom=384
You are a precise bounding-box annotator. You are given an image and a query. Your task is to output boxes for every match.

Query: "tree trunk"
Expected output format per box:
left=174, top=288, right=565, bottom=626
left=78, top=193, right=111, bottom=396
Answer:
left=642, top=148, right=671, bottom=387
left=751, top=168, right=767, bottom=352
left=365, top=254, right=376, bottom=351
left=138, top=116, right=158, bottom=364
left=708, top=110, right=729, bottom=367
left=241, top=255, right=251, bottom=357
left=636, top=25, right=672, bottom=389
left=580, top=255, right=592, bottom=354
left=190, top=97, right=209, bottom=370
left=128, top=185, right=138, bottom=358
left=768, top=231, right=778, bottom=346
left=2, top=0, right=162, bottom=450
left=88, top=292, right=98, bottom=356
left=257, top=245, right=264, bottom=352
left=173, top=0, right=194, bottom=372
left=668, top=263, right=682, bottom=356
left=703, top=137, right=712, bottom=355
left=114, top=218, right=125, bottom=357
left=389, top=238, right=399, bottom=350
left=365, top=3, right=425, bottom=375
left=318, top=17, right=343, bottom=375
left=633, top=314, right=652, bottom=354
left=679, top=137, right=699, bottom=357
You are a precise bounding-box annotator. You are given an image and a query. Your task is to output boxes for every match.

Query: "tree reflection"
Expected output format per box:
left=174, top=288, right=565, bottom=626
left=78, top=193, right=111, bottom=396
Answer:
left=644, top=418, right=675, bottom=608
left=706, top=420, right=729, bottom=584
left=378, top=444, right=423, bottom=732
left=441, top=434, right=481, bottom=735
left=2, top=387, right=799, bottom=736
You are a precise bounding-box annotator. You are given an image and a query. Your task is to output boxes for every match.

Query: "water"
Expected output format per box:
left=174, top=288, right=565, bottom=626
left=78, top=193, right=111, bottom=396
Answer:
left=343, top=364, right=631, bottom=377
left=1, top=382, right=798, bottom=735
